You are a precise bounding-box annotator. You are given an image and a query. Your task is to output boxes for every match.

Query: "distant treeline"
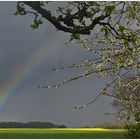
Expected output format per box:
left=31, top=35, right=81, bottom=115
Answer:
left=0, top=122, right=67, bottom=128
left=79, top=121, right=125, bottom=129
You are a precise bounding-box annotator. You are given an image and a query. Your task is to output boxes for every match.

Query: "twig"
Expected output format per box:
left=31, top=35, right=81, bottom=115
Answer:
left=39, top=67, right=115, bottom=89
left=113, top=2, right=125, bottom=27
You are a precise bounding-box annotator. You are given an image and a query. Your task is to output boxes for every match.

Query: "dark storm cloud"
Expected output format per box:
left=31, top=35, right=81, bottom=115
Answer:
left=0, top=2, right=116, bottom=127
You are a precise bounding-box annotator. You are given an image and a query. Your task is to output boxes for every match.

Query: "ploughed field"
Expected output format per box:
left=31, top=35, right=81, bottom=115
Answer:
left=0, top=128, right=127, bottom=139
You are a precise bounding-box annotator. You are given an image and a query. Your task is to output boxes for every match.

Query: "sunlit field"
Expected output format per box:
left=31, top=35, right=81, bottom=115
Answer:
left=0, top=128, right=127, bottom=139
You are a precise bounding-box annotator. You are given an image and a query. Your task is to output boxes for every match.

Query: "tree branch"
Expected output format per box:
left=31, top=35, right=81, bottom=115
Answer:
left=39, top=67, right=115, bottom=89
left=23, top=2, right=109, bottom=35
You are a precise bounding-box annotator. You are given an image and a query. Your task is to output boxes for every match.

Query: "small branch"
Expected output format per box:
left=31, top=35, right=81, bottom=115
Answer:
left=113, top=2, right=125, bottom=27
left=132, top=83, right=140, bottom=92
left=24, top=10, right=39, bottom=22
left=52, top=58, right=103, bottom=72
left=99, top=21, right=120, bottom=37
left=39, top=67, right=115, bottom=89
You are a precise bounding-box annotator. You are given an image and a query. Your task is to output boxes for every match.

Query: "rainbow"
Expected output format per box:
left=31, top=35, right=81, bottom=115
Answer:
left=0, top=32, right=63, bottom=109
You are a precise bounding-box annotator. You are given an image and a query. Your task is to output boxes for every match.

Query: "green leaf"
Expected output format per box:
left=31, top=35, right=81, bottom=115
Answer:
left=118, top=25, right=126, bottom=32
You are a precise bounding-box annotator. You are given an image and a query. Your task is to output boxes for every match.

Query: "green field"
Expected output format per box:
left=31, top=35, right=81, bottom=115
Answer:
left=0, top=128, right=127, bottom=139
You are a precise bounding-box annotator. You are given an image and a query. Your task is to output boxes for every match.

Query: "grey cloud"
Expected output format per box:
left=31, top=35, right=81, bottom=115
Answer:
left=0, top=2, right=116, bottom=127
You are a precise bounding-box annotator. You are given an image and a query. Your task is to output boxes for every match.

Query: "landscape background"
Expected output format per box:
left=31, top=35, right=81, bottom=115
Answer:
left=0, top=2, right=116, bottom=127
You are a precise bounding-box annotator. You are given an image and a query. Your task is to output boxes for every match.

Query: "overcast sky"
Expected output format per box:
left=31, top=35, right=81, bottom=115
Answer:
left=0, top=2, right=116, bottom=127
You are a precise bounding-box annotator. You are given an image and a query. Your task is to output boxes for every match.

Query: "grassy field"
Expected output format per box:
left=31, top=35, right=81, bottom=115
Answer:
left=0, top=128, right=127, bottom=139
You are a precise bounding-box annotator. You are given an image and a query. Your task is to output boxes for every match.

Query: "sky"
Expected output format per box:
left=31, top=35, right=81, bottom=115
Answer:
left=0, top=2, right=116, bottom=127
